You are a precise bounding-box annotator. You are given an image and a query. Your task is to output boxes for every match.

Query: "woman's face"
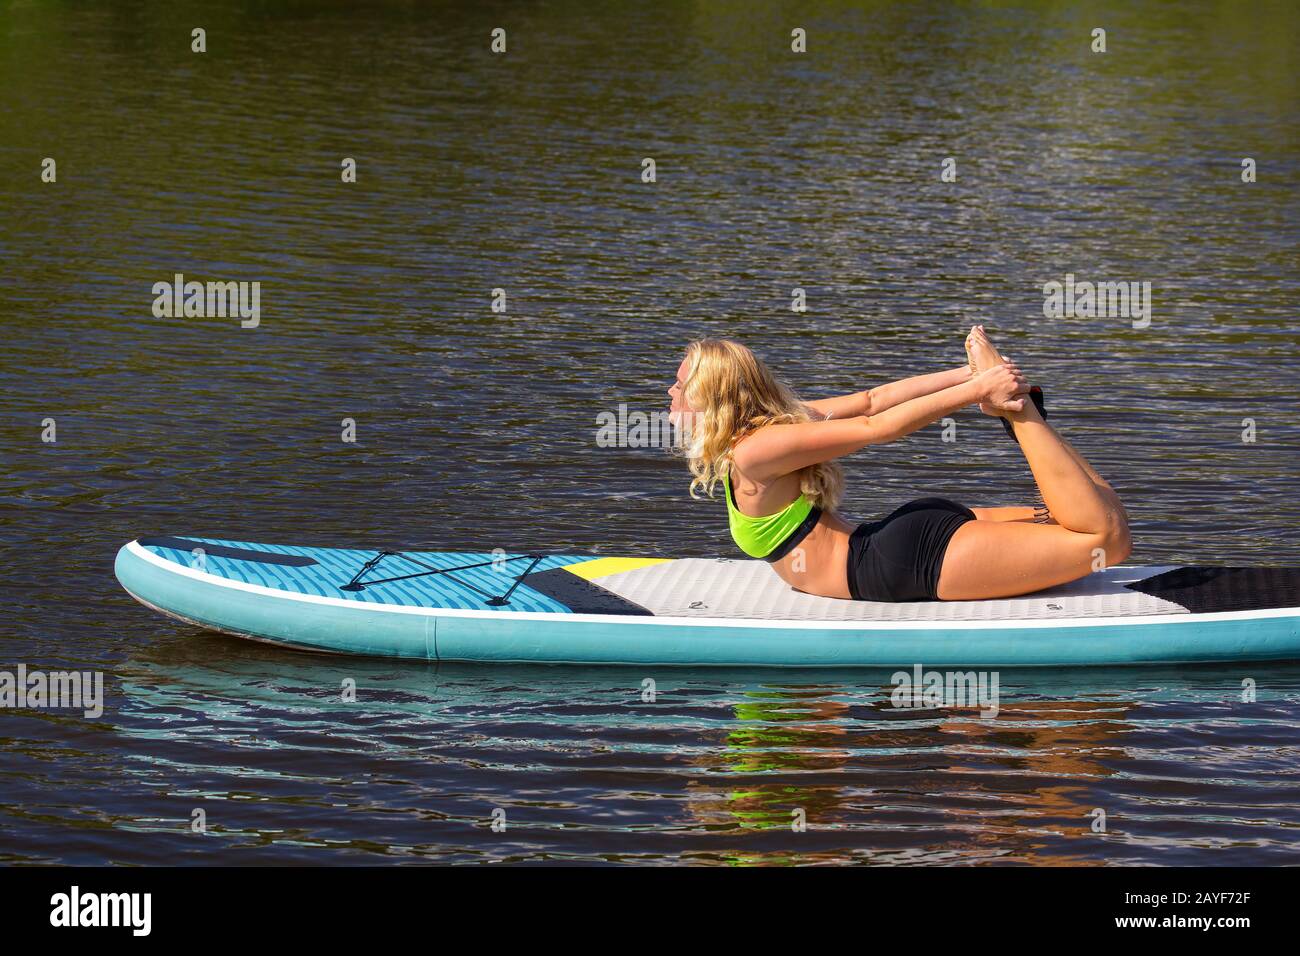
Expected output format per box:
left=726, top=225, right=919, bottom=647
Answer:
left=668, top=355, right=693, bottom=426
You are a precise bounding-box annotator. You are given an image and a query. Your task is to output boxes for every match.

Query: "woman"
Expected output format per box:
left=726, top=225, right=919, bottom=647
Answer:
left=668, top=329, right=1131, bottom=602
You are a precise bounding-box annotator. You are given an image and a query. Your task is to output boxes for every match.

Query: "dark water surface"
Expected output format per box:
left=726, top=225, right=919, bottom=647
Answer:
left=1, top=0, right=1297, bottom=864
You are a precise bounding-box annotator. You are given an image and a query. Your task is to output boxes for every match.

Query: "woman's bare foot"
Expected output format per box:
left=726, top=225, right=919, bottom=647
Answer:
left=965, top=325, right=1025, bottom=415
left=965, top=324, right=1007, bottom=375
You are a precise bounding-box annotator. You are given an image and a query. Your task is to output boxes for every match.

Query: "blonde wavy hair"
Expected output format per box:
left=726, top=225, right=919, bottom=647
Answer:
left=677, top=338, right=844, bottom=511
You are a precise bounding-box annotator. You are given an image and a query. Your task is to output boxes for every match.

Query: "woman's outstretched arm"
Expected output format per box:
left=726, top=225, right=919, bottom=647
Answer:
left=804, top=366, right=972, bottom=420
left=739, top=364, right=1026, bottom=480
left=866, top=365, right=973, bottom=415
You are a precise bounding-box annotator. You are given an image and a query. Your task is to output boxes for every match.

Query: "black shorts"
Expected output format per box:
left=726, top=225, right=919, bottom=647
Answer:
left=847, top=497, right=976, bottom=602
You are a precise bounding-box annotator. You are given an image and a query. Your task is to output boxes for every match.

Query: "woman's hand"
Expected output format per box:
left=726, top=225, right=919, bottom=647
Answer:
left=974, top=361, right=1028, bottom=414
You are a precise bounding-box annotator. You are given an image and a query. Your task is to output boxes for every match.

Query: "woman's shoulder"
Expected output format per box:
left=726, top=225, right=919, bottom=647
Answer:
left=732, top=440, right=805, bottom=489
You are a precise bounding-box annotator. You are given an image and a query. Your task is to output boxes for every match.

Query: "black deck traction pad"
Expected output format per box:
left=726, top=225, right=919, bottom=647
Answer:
left=138, top=536, right=318, bottom=567
left=1125, top=566, right=1300, bottom=614
left=520, top=568, right=654, bottom=616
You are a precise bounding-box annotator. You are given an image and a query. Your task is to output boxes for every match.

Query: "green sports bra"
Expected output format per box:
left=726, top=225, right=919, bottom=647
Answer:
left=724, top=469, right=822, bottom=561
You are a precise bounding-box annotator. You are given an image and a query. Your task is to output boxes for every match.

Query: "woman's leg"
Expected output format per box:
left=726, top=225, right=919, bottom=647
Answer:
left=938, top=406, right=1131, bottom=601
left=971, top=438, right=1123, bottom=527
left=1049, top=430, right=1129, bottom=523
left=1002, top=402, right=1125, bottom=536
left=967, top=324, right=1126, bottom=523
left=937, top=520, right=1123, bottom=600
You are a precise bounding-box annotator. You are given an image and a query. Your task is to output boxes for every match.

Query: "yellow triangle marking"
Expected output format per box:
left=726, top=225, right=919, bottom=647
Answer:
left=562, top=557, right=672, bottom=580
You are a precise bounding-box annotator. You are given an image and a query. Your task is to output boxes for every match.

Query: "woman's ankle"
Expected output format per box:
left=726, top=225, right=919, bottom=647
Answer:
left=1005, top=401, right=1044, bottom=425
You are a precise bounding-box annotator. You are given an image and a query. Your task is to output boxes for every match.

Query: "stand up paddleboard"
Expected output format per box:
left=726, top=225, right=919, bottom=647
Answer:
left=115, top=536, right=1300, bottom=668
